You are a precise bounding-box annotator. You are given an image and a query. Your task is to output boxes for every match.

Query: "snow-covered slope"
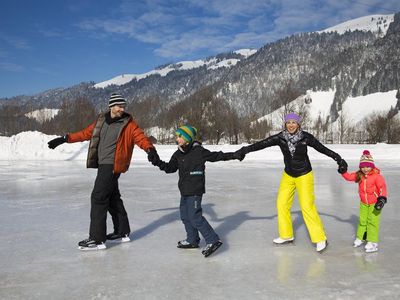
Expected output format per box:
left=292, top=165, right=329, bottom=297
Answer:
left=94, top=49, right=257, bottom=89
left=256, top=89, right=398, bottom=129
left=319, top=14, right=394, bottom=36
left=25, top=108, right=60, bottom=123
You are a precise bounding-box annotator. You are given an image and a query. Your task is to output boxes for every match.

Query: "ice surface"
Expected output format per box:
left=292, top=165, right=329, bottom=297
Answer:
left=0, top=159, right=399, bottom=299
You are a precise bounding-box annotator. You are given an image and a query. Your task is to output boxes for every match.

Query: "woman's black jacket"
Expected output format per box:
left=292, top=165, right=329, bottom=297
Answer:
left=243, top=131, right=341, bottom=177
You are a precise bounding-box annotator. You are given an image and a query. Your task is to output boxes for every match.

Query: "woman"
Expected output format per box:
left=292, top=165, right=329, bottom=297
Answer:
left=236, top=113, right=347, bottom=252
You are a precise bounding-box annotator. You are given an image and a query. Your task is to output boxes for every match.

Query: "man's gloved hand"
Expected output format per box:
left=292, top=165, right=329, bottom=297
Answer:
left=233, top=147, right=246, bottom=161
left=48, top=135, right=67, bottom=149
left=147, top=148, right=160, bottom=164
left=374, top=196, right=387, bottom=210
left=337, top=158, right=348, bottom=174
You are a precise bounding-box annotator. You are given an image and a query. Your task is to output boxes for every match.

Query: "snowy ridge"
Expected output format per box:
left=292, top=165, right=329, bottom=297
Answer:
left=233, top=49, right=257, bottom=58
left=94, top=49, right=257, bottom=89
left=319, top=14, right=394, bottom=35
left=0, top=131, right=398, bottom=162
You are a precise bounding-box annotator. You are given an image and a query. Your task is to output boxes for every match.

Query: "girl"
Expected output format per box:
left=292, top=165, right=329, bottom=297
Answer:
left=340, top=150, right=387, bottom=253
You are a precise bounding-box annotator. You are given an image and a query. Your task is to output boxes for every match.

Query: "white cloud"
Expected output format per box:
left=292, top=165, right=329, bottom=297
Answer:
left=76, top=0, right=400, bottom=59
left=0, top=33, right=31, bottom=50
left=0, top=62, right=23, bottom=72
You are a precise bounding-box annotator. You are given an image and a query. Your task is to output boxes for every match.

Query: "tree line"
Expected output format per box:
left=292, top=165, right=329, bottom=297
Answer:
left=1, top=87, right=399, bottom=144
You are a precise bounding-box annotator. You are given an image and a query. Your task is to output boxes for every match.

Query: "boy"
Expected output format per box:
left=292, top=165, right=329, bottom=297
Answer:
left=149, top=125, right=243, bottom=257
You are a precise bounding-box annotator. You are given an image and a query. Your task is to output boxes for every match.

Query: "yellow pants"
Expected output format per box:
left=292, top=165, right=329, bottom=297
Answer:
left=276, top=171, right=326, bottom=243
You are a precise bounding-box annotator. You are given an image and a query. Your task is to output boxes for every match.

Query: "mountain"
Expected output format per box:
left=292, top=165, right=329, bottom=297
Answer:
left=94, top=49, right=257, bottom=89
left=319, top=14, right=393, bottom=35
left=1, top=13, right=399, bottom=125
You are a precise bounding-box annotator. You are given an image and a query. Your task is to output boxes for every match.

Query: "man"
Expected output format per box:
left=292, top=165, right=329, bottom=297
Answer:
left=48, top=93, right=158, bottom=250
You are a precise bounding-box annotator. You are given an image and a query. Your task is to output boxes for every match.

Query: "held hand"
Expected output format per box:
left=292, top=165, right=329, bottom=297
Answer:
left=337, top=158, right=348, bottom=174
left=147, top=148, right=160, bottom=164
left=374, top=196, right=387, bottom=210
left=48, top=136, right=67, bottom=149
left=233, top=148, right=246, bottom=161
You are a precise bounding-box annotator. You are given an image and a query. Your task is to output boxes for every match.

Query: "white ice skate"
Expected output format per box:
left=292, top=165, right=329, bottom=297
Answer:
left=353, top=238, right=364, bottom=248
left=273, top=237, right=294, bottom=244
left=316, top=240, right=328, bottom=253
left=365, top=242, right=378, bottom=253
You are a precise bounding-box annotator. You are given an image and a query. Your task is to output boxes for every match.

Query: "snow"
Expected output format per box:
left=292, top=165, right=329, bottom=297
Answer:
left=319, top=14, right=394, bottom=36
left=256, top=89, right=398, bottom=129
left=341, top=90, right=398, bottom=124
left=207, top=58, right=240, bottom=70
left=94, top=49, right=257, bottom=89
left=25, top=108, right=60, bottom=123
left=1, top=131, right=399, bottom=162
left=233, top=48, right=257, bottom=58
left=1, top=135, right=400, bottom=299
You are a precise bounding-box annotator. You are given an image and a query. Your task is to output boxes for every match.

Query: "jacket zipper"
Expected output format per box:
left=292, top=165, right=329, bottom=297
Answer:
left=364, top=176, right=368, bottom=205
left=113, top=117, right=130, bottom=168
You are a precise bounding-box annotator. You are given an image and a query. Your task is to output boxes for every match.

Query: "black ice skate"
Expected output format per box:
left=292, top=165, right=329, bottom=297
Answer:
left=78, top=238, right=106, bottom=251
left=177, top=240, right=199, bottom=249
left=202, top=240, right=223, bottom=257
left=106, top=232, right=131, bottom=243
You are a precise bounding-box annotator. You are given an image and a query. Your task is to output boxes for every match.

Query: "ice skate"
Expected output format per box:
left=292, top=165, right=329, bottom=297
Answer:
left=365, top=242, right=378, bottom=253
left=316, top=240, right=328, bottom=253
left=273, top=237, right=294, bottom=245
left=177, top=240, right=199, bottom=249
left=202, top=240, right=223, bottom=257
left=353, top=238, right=364, bottom=248
left=106, top=232, right=131, bottom=243
left=78, top=238, right=106, bottom=251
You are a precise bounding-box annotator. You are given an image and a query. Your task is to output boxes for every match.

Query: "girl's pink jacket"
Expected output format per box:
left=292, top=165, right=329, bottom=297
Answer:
left=341, top=168, right=387, bottom=205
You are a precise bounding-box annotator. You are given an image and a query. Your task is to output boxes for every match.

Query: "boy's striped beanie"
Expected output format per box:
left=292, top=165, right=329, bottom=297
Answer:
left=109, top=93, right=127, bottom=107
left=176, top=125, right=197, bottom=143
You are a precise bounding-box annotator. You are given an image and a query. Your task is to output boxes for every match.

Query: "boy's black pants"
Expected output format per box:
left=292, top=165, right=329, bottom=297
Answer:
left=89, top=164, right=130, bottom=242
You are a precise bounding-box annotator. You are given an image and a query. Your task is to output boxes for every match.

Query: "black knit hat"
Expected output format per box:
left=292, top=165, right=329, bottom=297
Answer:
left=109, top=93, right=126, bottom=107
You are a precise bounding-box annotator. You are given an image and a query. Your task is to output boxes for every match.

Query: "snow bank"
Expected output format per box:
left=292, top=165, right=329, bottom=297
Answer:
left=1, top=131, right=398, bottom=162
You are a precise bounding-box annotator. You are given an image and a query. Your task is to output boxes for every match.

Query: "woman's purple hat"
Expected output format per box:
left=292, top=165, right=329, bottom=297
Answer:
left=284, top=113, right=301, bottom=124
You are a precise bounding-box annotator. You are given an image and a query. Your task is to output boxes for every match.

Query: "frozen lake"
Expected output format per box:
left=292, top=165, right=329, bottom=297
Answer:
left=1, top=159, right=399, bottom=299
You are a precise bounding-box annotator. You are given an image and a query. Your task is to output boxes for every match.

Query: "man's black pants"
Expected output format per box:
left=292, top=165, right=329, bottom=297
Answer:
left=89, top=164, right=130, bottom=242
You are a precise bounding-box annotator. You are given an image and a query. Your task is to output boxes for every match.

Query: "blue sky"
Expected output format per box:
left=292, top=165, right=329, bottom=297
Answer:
left=0, top=0, right=399, bottom=98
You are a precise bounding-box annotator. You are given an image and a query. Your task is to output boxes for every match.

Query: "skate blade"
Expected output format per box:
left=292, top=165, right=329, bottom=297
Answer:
left=273, top=240, right=295, bottom=246
left=365, top=248, right=378, bottom=253
left=108, top=236, right=131, bottom=243
left=78, top=244, right=107, bottom=251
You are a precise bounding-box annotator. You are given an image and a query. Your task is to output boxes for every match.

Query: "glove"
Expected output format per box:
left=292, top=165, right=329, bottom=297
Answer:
left=147, top=148, right=160, bottom=164
left=374, top=196, right=387, bottom=210
left=232, top=147, right=246, bottom=161
left=337, top=158, right=348, bottom=174
left=48, top=135, right=67, bottom=149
